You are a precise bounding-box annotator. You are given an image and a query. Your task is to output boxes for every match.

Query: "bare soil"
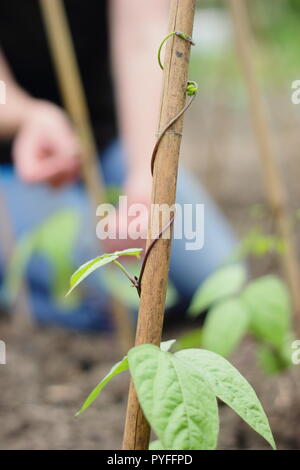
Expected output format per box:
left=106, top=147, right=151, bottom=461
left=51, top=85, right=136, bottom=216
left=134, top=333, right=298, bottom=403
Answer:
left=1, top=319, right=300, bottom=450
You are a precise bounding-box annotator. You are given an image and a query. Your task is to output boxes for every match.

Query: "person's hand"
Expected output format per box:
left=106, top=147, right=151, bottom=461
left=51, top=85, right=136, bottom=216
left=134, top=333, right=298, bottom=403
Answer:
left=102, top=172, right=152, bottom=253
left=13, top=100, right=81, bottom=187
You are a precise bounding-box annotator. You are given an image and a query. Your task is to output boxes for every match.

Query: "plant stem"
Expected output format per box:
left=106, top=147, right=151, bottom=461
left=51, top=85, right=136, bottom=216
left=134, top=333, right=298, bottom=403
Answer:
left=113, top=260, right=138, bottom=290
left=122, top=0, right=196, bottom=450
left=228, top=0, right=300, bottom=336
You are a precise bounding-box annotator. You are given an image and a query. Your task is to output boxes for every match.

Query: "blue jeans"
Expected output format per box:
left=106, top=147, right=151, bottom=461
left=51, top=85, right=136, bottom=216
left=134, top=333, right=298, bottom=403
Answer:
left=0, top=140, right=237, bottom=330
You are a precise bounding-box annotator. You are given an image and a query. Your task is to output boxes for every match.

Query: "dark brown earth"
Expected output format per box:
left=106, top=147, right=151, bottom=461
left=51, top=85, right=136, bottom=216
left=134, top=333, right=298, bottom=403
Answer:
left=1, top=93, right=300, bottom=450
left=1, top=319, right=300, bottom=450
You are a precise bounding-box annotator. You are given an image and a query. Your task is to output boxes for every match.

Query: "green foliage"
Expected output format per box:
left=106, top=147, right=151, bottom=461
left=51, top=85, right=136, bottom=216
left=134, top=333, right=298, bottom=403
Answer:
left=149, top=440, right=164, bottom=450
left=201, top=298, right=249, bottom=357
left=4, top=209, right=80, bottom=306
left=176, top=328, right=203, bottom=351
left=256, top=341, right=292, bottom=375
left=76, top=341, right=275, bottom=450
left=75, top=340, right=175, bottom=417
left=188, top=265, right=247, bottom=316
left=75, top=356, right=129, bottom=417
left=160, top=339, right=176, bottom=352
left=129, top=345, right=219, bottom=450
left=70, top=239, right=278, bottom=449
left=237, top=227, right=285, bottom=259
left=181, top=267, right=292, bottom=376
left=176, top=349, right=275, bottom=449
left=67, top=248, right=142, bottom=296
left=242, top=276, right=291, bottom=349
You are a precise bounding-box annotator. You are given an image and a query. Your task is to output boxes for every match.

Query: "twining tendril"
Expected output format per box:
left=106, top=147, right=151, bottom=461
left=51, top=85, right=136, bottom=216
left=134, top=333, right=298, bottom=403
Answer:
left=136, top=32, right=198, bottom=295
left=137, top=212, right=176, bottom=296
left=157, top=31, right=195, bottom=70
left=151, top=32, right=198, bottom=175
left=121, top=32, right=198, bottom=297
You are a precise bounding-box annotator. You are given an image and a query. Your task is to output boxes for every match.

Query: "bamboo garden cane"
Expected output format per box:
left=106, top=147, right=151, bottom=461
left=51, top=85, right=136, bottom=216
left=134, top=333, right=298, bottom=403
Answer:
left=228, top=0, right=300, bottom=334
left=0, top=190, right=32, bottom=327
left=39, top=0, right=133, bottom=352
left=122, top=0, right=196, bottom=450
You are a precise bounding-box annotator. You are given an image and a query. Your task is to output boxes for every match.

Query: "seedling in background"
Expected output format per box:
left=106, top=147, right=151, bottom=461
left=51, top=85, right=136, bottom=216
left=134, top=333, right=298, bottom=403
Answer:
left=179, top=202, right=295, bottom=374
left=181, top=264, right=292, bottom=374
left=2, top=209, right=81, bottom=308
left=67, top=251, right=276, bottom=450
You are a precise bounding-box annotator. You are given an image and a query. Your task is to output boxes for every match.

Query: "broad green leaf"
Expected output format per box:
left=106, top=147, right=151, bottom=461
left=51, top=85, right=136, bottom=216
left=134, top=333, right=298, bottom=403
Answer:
left=75, top=356, right=129, bottom=416
left=149, top=440, right=164, bottom=450
left=176, top=349, right=275, bottom=449
left=257, top=345, right=286, bottom=375
left=201, top=298, right=249, bottom=357
left=128, top=344, right=219, bottom=450
left=257, top=336, right=292, bottom=375
left=188, top=265, right=246, bottom=316
left=67, top=248, right=143, bottom=296
left=68, top=255, right=119, bottom=296
left=34, top=210, right=80, bottom=261
left=75, top=341, right=174, bottom=417
left=35, top=210, right=80, bottom=304
left=242, top=276, right=291, bottom=348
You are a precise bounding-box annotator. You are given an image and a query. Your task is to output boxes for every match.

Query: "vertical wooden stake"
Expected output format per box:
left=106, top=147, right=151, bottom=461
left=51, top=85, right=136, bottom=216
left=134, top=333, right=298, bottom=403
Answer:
left=0, top=190, right=32, bottom=326
left=39, top=0, right=133, bottom=352
left=39, top=0, right=104, bottom=206
left=122, top=0, right=196, bottom=450
left=228, top=0, right=300, bottom=332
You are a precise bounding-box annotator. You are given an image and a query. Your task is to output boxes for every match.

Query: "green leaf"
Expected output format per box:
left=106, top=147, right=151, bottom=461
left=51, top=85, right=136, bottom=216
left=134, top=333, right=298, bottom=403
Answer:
left=242, top=276, right=291, bottom=348
left=75, top=356, right=129, bottom=416
left=201, top=298, right=249, bottom=357
left=4, top=210, right=81, bottom=306
left=67, top=248, right=143, bottom=296
left=75, top=341, right=175, bottom=417
left=176, top=349, right=275, bottom=449
left=257, top=345, right=284, bottom=375
left=176, top=328, right=203, bottom=350
left=238, top=227, right=284, bottom=259
left=35, top=210, right=81, bottom=304
left=188, top=265, right=246, bottom=316
left=149, top=440, right=164, bottom=450
left=128, top=344, right=219, bottom=450
left=112, top=248, right=144, bottom=258
left=257, top=338, right=292, bottom=375
left=34, top=210, right=80, bottom=261
left=160, top=339, right=176, bottom=352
